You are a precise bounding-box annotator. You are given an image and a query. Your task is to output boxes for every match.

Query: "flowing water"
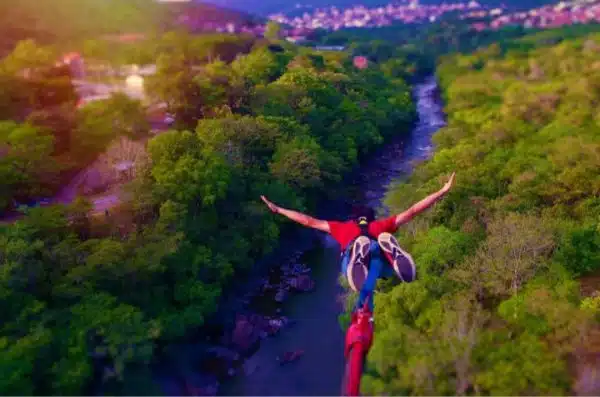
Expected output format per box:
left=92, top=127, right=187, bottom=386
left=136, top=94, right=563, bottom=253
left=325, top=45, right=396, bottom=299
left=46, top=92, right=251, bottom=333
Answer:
left=220, top=75, right=446, bottom=396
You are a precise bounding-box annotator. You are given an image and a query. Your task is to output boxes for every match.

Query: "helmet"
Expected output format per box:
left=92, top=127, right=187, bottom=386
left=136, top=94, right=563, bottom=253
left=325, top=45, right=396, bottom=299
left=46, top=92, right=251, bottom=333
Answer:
left=351, top=205, right=375, bottom=224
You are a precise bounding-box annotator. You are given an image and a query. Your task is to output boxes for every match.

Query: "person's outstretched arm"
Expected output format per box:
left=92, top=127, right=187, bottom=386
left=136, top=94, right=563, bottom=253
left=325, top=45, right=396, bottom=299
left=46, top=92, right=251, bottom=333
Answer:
left=261, top=195, right=331, bottom=233
left=393, top=172, right=456, bottom=228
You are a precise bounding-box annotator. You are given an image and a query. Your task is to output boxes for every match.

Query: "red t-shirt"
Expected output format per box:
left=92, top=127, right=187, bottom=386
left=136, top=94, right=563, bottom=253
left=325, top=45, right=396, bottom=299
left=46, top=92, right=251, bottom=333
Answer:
left=327, top=216, right=398, bottom=251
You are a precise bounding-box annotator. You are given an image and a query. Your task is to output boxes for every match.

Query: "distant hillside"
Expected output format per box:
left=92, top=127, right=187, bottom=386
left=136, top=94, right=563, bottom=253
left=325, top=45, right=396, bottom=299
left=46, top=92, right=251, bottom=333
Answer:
left=159, top=1, right=263, bottom=31
left=0, top=1, right=160, bottom=47
left=0, top=0, right=261, bottom=54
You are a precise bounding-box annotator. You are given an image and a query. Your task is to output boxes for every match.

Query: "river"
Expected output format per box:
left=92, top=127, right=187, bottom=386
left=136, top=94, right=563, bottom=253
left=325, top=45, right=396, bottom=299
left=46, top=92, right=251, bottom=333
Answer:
left=219, top=75, right=446, bottom=396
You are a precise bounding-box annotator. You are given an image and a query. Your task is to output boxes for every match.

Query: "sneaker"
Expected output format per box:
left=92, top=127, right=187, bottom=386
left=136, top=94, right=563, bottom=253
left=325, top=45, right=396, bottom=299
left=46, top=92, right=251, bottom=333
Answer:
left=346, top=236, right=371, bottom=292
left=377, top=232, right=416, bottom=282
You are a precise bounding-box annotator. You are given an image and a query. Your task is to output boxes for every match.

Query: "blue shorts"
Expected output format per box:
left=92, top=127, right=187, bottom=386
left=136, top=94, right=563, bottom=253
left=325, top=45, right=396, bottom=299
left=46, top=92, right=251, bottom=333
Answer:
left=340, top=241, right=394, bottom=311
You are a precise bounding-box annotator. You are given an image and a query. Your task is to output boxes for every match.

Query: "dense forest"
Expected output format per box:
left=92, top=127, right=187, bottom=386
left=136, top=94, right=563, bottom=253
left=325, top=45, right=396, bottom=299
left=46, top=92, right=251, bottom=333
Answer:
left=0, top=31, right=415, bottom=393
left=317, top=21, right=600, bottom=77
left=3, top=0, right=600, bottom=394
left=358, top=30, right=600, bottom=395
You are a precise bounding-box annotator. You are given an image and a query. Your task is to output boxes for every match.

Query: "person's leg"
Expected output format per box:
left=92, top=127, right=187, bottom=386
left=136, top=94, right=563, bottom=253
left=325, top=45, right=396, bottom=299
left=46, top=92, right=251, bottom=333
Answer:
left=379, top=264, right=395, bottom=279
left=377, top=232, right=416, bottom=282
left=340, top=246, right=351, bottom=275
left=344, top=236, right=371, bottom=292
left=355, top=251, right=382, bottom=312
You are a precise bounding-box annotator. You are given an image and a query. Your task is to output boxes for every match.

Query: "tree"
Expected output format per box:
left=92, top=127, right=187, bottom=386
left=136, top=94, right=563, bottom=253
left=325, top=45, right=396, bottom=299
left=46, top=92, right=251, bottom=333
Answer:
left=147, top=129, right=231, bottom=206
left=231, top=47, right=290, bottom=85
left=0, top=121, right=58, bottom=210
left=473, top=331, right=570, bottom=395
left=555, top=222, right=600, bottom=276
left=0, top=39, right=55, bottom=75
left=26, top=103, right=77, bottom=155
left=0, top=40, right=75, bottom=119
left=145, top=51, right=203, bottom=130
left=85, top=137, right=150, bottom=195
left=265, top=21, right=282, bottom=41
left=451, top=212, right=554, bottom=298
left=72, top=93, right=149, bottom=162
left=363, top=291, right=488, bottom=396
left=197, top=115, right=284, bottom=166
left=269, top=136, right=323, bottom=190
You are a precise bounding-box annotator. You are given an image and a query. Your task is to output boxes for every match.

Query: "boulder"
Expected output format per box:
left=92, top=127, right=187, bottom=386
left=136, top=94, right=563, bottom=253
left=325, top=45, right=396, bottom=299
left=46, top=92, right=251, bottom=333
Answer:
left=274, top=288, right=288, bottom=303
left=266, top=318, right=284, bottom=336
left=288, top=274, right=315, bottom=292
left=243, top=359, right=260, bottom=376
left=231, top=315, right=259, bottom=354
left=248, top=313, right=269, bottom=332
left=182, top=373, right=219, bottom=396
left=205, top=346, right=240, bottom=363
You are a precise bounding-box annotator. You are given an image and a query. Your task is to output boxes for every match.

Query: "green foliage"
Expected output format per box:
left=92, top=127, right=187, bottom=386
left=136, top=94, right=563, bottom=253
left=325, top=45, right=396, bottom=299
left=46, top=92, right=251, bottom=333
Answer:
left=264, top=21, right=283, bottom=41
left=145, top=33, right=256, bottom=128
left=473, top=331, right=570, bottom=395
left=367, top=30, right=600, bottom=395
left=231, top=47, right=291, bottom=85
left=0, top=40, right=76, bottom=120
left=270, top=136, right=324, bottom=190
left=555, top=223, right=600, bottom=276
left=73, top=94, right=149, bottom=161
left=0, top=121, right=59, bottom=210
left=410, top=225, right=476, bottom=278
left=1, top=39, right=56, bottom=74
left=0, top=32, right=416, bottom=394
left=581, top=295, right=600, bottom=321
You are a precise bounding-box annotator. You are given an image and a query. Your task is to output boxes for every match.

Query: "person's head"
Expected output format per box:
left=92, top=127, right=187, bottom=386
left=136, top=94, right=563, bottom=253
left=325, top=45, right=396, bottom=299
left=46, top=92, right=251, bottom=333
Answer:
left=350, top=204, right=376, bottom=226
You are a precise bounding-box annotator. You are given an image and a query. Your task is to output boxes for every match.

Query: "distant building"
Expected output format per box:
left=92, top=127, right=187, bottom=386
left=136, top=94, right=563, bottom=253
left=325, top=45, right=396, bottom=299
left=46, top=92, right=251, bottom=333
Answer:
left=315, top=45, right=346, bottom=51
left=124, top=66, right=146, bottom=101
left=471, top=22, right=487, bottom=31
left=353, top=56, right=369, bottom=69
left=286, top=36, right=308, bottom=43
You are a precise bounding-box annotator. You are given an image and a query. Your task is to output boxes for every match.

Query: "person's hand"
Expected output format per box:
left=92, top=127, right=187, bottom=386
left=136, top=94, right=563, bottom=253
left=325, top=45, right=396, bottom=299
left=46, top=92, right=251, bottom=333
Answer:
left=441, top=172, right=456, bottom=194
left=261, top=195, right=279, bottom=214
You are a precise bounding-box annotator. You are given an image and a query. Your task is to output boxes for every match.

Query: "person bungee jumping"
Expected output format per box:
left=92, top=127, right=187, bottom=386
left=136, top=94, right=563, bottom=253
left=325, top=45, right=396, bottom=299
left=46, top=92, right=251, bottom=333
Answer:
left=260, top=172, right=455, bottom=309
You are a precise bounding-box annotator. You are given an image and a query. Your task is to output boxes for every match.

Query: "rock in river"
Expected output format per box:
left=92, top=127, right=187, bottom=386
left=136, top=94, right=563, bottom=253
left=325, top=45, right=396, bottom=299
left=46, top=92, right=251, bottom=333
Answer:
left=231, top=315, right=260, bottom=354
left=274, top=288, right=288, bottom=303
left=288, top=274, right=315, bottom=292
left=182, top=372, right=219, bottom=396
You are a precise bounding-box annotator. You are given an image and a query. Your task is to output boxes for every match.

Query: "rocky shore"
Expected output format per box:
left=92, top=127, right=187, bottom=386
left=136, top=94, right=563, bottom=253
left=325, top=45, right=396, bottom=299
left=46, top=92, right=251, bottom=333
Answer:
left=154, top=249, right=319, bottom=396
